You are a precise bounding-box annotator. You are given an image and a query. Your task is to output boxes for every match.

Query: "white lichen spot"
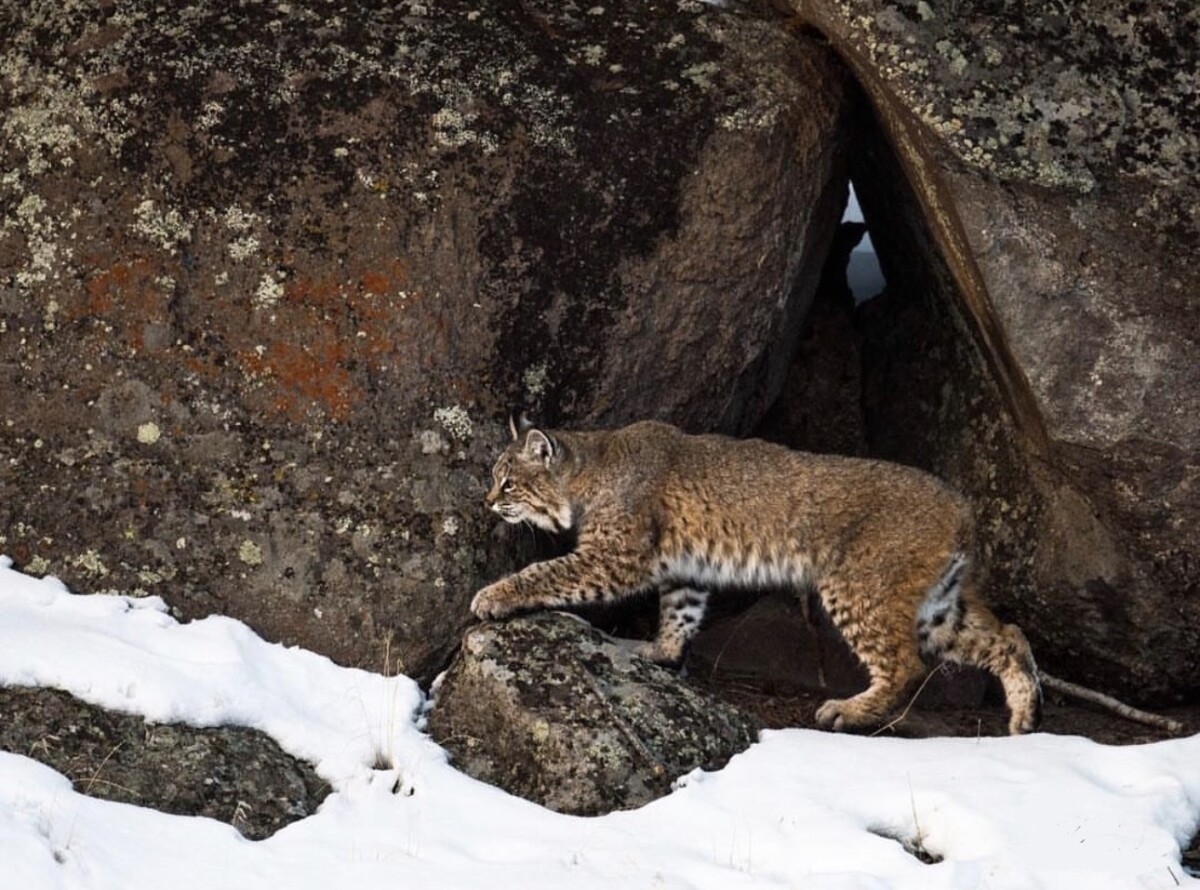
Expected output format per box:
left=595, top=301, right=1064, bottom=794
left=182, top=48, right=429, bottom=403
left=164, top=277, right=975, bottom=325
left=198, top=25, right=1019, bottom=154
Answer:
left=718, top=104, right=780, bottom=132
left=441, top=516, right=459, bottom=536
left=223, top=205, right=258, bottom=233
left=434, top=405, right=473, bottom=440
left=522, top=361, right=550, bottom=398
left=43, top=299, right=60, bottom=332
left=228, top=236, right=260, bottom=260
left=132, top=199, right=191, bottom=253
left=14, top=192, right=46, bottom=225
left=430, top=107, right=499, bottom=154
left=681, top=61, right=719, bottom=89
left=238, top=540, right=264, bottom=566
left=136, top=421, right=161, bottom=444
left=419, top=429, right=449, bottom=454
left=176, top=537, right=187, bottom=550
left=254, top=274, right=284, bottom=310
left=581, top=45, right=606, bottom=65
left=197, top=101, right=225, bottom=131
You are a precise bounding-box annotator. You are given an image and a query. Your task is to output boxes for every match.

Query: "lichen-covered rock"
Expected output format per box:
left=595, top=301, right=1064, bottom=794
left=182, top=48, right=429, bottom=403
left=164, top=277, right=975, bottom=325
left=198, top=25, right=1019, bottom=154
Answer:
left=0, top=1, right=849, bottom=678
left=0, top=686, right=327, bottom=839
left=777, top=0, right=1199, bottom=699
left=427, top=613, right=759, bottom=815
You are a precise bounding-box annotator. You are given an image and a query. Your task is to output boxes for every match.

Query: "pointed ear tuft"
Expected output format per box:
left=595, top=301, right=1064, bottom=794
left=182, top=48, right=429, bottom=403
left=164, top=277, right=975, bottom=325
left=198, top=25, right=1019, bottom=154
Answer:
left=508, top=410, right=534, bottom=442
left=524, top=429, right=556, bottom=465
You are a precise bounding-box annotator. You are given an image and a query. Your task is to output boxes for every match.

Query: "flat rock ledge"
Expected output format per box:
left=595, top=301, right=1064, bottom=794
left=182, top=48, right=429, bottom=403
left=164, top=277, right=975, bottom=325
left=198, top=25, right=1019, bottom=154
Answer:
left=428, top=613, right=760, bottom=815
left=0, top=686, right=328, bottom=840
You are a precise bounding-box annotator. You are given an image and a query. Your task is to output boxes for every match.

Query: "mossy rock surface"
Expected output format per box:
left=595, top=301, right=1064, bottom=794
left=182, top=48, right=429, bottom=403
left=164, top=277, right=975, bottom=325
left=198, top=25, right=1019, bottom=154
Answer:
left=1, top=0, right=848, bottom=679
left=429, top=613, right=759, bottom=815
left=0, top=685, right=327, bottom=839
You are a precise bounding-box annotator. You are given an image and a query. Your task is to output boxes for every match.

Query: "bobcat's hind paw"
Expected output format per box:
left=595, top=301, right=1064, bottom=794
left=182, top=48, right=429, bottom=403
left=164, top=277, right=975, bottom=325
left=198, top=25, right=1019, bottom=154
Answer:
left=470, top=581, right=521, bottom=621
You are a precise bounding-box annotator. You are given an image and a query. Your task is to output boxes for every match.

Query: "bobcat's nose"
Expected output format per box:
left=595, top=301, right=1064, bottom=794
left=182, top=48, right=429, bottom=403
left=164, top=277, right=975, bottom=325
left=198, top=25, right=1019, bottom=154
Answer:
left=484, top=486, right=500, bottom=508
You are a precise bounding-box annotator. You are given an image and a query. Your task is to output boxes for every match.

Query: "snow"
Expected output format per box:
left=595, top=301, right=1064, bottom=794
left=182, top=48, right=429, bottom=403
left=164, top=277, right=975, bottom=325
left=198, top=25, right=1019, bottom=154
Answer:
left=1, top=555, right=1197, bottom=890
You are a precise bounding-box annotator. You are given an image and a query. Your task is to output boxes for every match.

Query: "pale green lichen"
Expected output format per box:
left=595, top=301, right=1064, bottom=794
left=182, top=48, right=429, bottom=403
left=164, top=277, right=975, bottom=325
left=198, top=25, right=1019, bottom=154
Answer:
left=25, top=555, right=51, bottom=575
left=136, top=422, right=161, bottom=444
left=680, top=61, right=719, bottom=90
left=238, top=540, right=264, bottom=566
left=72, top=549, right=110, bottom=577
left=521, top=362, right=550, bottom=399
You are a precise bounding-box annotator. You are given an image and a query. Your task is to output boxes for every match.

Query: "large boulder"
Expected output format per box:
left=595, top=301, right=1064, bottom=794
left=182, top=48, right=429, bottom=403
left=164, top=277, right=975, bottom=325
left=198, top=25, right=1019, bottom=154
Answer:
left=0, top=1, right=849, bottom=678
left=428, top=613, right=759, bottom=815
left=778, top=0, right=1199, bottom=699
left=0, top=686, right=327, bottom=839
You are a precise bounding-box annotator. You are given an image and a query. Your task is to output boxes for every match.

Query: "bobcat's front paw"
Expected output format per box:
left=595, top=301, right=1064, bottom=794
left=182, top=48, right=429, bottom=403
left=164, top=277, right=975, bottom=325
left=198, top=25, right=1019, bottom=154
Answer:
left=814, top=698, right=849, bottom=732
left=470, top=580, right=522, bottom=621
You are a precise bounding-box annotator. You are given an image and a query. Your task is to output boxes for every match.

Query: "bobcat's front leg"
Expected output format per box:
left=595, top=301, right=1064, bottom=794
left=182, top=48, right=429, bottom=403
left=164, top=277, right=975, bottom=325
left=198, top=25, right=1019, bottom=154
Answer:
left=471, top=542, right=650, bottom=621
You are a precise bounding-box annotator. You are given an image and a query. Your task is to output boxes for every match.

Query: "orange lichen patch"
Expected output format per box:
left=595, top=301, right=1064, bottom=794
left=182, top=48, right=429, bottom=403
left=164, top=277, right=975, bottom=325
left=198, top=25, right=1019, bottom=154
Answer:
left=285, top=274, right=343, bottom=310
left=238, top=336, right=362, bottom=423
left=76, top=258, right=165, bottom=320
left=224, top=258, right=421, bottom=423
left=360, top=270, right=391, bottom=296
left=69, top=257, right=174, bottom=354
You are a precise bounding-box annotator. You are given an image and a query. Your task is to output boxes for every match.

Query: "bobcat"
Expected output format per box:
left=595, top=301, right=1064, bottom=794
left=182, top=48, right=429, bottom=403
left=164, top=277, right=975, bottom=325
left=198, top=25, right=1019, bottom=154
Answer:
left=471, top=418, right=1042, bottom=735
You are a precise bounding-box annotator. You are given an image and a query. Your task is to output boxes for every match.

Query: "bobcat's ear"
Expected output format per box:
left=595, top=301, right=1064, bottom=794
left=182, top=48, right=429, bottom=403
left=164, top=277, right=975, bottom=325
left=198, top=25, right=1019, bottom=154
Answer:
left=508, top=410, right=534, bottom=442
left=523, top=429, right=556, bottom=466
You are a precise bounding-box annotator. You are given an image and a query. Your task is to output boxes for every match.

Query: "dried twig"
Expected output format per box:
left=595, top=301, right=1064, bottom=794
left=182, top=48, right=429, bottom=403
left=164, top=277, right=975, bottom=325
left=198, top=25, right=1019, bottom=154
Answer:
left=869, top=664, right=945, bottom=737
left=83, top=742, right=123, bottom=795
left=1042, top=673, right=1185, bottom=735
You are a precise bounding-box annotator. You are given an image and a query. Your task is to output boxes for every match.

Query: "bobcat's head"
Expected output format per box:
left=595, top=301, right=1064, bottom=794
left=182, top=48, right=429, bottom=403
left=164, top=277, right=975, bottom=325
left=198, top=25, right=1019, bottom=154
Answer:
left=485, top=416, right=573, bottom=533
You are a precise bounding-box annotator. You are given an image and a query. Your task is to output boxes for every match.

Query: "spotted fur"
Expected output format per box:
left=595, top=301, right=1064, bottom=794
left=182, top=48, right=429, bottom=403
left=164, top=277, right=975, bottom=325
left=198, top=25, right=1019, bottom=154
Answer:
left=474, top=420, right=1042, bottom=735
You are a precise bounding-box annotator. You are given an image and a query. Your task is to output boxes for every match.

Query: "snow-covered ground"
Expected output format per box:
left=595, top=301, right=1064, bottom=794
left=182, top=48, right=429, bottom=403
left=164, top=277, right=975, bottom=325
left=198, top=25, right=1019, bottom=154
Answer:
left=1, top=555, right=1197, bottom=890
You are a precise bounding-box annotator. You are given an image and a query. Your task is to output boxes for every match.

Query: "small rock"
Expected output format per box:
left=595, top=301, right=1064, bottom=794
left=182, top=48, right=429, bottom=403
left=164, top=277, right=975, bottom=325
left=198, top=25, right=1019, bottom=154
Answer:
left=428, top=613, right=759, bottom=815
left=0, top=686, right=328, bottom=839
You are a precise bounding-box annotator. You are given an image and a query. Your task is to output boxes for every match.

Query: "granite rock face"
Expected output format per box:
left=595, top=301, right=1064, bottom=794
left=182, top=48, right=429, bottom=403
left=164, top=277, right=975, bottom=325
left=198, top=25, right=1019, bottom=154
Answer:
left=0, top=686, right=327, bottom=839
left=779, top=0, right=1199, bottom=699
left=428, top=613, right=759, bottom=815
left=0, top=1, right=849, bottom=678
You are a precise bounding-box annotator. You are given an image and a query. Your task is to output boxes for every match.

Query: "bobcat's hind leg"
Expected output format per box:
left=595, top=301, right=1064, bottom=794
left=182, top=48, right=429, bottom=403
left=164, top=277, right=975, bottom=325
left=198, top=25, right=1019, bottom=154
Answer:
left=814, top=576, right=926, bottom=732
left=919, top=580, right=1042, bottom=735
left=630, top=587, right=709, bottom=666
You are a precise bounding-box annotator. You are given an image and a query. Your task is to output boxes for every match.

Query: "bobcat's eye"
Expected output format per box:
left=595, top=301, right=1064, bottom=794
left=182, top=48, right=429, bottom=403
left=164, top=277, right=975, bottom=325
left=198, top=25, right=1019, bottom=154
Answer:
left=501, top=479, right=514, bottom=493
